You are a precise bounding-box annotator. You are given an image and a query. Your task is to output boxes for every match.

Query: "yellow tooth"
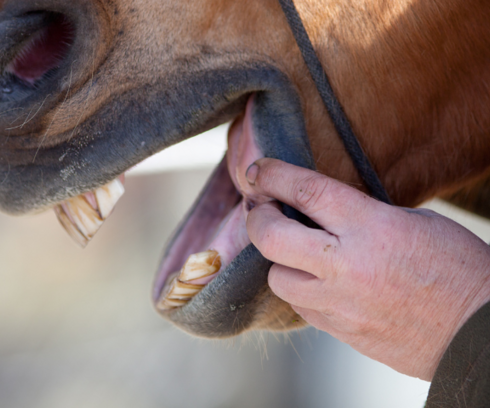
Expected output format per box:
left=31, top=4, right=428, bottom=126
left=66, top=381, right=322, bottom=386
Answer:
left=179, top=250, right=221, bottom=283
left=160, top=275, right=203, bottom=300
left=169, top=279, right=204, bottom=298
left=157, top=297, right=190, bottom=311
left=156, top=276, right=193, bottom=310
left=54, top=205, right=89, bottom=248
left=95, top=179, right=125, bottom=219
left=55, top=179, right=124, bottom=247
left=64, top=196, right=103, bottom=239
left=157, top=250, right=222, bottom=310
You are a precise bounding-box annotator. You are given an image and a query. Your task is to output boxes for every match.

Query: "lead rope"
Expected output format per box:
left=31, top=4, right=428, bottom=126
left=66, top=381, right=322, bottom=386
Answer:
left=278, top=0, right=392, bottom=205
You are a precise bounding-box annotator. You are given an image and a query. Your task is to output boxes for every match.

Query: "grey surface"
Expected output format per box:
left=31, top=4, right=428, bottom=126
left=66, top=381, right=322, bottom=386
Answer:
left=0, top=169, right=300, bottom=408
left=4, top=168, right=488, bottom=408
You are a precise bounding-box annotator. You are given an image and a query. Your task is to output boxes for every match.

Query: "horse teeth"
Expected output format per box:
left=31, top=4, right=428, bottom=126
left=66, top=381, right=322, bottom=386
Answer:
left=163, top=275, right=204, bottom=300
left=169, top=278, right=204, bottom=297
left=94, top=179, right=125, bottom=219
left=55, top=179, right=124, bottom=247
left=157, top=297, right=191, bottom=310
left=54, top=205, right=90, bottom=248
left=179, top=250, right=221, bottom=282
left=156, top=250, right=222, bottom=311
left=156, top=276, right=201, bottom=310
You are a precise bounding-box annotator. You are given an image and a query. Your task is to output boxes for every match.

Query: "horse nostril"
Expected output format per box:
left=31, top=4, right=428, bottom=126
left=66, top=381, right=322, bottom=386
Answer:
left=5, top=12, right=75, bottom=86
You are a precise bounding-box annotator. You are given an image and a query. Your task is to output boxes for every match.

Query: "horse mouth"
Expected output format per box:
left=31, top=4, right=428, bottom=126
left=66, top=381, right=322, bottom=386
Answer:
left=53, top=95, right=266, bottom=320
left=153, top=96, right=261, bottom=312
left=0, top=35, right=315, bottom=335
left=150, top=85, right=316, bottom=337
left=52, top=89, right=311, bottom=338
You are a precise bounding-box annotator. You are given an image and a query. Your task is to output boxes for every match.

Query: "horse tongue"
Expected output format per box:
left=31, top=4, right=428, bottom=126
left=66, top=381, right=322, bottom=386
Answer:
left=193, top=95, right=271, bottom=280
left=227, top=94, right=277, bottom=212
left=54, top=178, right=125, bottom=247
left=155, top=96, right=265, bottom=310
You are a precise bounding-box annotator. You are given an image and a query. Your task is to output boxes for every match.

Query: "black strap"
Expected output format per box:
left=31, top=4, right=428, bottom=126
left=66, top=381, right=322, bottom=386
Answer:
left=278, top=0, right=392, bottom=205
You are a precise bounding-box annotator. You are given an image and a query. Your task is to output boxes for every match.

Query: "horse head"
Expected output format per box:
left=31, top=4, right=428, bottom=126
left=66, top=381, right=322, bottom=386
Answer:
left=1, top=0, right=489, bottom=337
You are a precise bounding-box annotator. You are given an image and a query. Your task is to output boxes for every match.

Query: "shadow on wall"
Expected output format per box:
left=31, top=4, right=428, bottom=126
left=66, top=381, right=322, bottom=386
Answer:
left=0, top=167, right=442, bottom=408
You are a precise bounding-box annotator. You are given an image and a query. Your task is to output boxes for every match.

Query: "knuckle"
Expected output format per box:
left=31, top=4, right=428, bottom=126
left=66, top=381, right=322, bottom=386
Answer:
left=290, top=174, right=329, bottom=213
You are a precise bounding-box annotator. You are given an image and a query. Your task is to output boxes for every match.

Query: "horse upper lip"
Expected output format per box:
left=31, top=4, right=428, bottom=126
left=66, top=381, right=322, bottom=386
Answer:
left=0, top=66, right=253, bottom=215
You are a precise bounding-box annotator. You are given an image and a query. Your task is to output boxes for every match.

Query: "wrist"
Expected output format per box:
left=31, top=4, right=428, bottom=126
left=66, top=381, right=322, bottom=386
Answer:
left=427, top=273, right=490, bottom=380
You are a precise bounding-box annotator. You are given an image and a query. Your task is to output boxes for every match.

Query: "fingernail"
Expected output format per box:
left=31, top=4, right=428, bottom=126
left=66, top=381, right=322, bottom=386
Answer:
left=245, top=163, right=259, bottom=185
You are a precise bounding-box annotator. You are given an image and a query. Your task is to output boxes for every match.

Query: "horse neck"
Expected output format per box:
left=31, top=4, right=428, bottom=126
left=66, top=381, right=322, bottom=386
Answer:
left=294, top=0, right=490, bottom=206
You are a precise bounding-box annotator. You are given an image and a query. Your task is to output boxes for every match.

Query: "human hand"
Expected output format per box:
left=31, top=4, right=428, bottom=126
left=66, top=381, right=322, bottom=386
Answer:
left=245, top=158, right=490, bottom=381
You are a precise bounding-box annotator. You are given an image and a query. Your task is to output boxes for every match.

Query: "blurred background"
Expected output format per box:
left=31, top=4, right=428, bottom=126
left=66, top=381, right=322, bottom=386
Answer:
left=1, top=125, right=488, bottom=408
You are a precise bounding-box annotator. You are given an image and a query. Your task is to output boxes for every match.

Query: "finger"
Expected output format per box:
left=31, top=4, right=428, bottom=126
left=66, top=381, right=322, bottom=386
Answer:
left=247, top=201, right=340, bottom=277
left=246, top=158, right=384, bottom=234
left=268, top=264, right=334, bottom=309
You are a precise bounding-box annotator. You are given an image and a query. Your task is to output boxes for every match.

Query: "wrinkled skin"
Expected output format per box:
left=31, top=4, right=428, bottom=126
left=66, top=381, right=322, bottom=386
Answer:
left=1, top=0, right=490, bottom=338
left=246, top=158, right=490, bottom=380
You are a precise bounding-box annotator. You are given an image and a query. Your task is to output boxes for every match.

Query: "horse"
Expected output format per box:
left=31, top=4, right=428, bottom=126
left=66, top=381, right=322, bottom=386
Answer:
left=0, top=0, right=489, bottom=337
